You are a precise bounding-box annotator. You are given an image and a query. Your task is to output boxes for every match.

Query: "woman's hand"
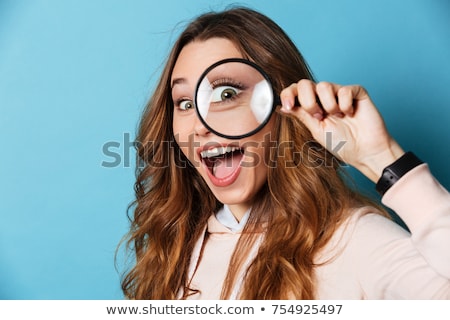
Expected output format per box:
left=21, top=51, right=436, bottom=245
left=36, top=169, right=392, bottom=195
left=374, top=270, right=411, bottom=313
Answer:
left=280, top=79, right=405, bottom=182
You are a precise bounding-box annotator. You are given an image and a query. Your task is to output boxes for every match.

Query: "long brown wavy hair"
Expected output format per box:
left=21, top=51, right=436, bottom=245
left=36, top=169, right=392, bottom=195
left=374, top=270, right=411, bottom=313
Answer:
left=120, top=6, right=385, bottom=299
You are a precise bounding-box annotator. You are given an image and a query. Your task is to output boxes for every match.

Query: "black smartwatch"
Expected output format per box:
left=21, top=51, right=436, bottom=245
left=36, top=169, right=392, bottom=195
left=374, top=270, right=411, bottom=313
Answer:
left=375, top=152, right=424, bottom=196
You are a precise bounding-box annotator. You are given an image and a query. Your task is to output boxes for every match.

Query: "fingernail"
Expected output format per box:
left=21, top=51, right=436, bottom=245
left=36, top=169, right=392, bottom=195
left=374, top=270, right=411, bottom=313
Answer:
left=282, top=99, right=292, bottom=111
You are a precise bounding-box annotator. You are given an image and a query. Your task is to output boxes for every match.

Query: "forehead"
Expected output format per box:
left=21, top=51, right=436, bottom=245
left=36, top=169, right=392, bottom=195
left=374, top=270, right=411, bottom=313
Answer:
left=171, top=38, right=243, bottom=85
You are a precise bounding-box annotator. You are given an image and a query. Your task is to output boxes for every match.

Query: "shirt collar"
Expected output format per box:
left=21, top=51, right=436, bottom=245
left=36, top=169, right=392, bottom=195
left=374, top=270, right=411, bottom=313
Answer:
left=215, top=204, right=250, bottom=232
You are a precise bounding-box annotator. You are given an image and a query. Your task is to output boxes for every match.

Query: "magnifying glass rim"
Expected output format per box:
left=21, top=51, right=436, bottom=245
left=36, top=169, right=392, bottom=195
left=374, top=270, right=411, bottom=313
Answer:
left=194, top=57, right=277, bottom=140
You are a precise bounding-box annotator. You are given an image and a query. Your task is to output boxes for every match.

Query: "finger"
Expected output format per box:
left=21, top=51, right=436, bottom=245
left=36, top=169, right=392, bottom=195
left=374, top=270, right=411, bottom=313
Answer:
left=338, top=85, right=370, bottom=116
left=279, top=83, right=298, bottom=111
left=337, top=86, right=355, bottom=116
left=316, top=81, right=341, bottom=115
left=349, top=84, right=370, bottom=101
left=291, top=103, right=322, bottom=137
left=297, top=79, right=323, bottom=119
left=280, top=81, right=322, bottom=136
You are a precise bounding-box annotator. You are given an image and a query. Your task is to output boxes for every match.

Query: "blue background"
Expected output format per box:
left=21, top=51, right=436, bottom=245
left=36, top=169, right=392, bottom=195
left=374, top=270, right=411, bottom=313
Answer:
left=0, top=0, right=449, bottom=299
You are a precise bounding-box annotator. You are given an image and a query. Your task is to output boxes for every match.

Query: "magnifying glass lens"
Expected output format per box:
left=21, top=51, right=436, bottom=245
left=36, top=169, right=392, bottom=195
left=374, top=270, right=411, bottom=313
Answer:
left=195, top=59, right=275, bottom=139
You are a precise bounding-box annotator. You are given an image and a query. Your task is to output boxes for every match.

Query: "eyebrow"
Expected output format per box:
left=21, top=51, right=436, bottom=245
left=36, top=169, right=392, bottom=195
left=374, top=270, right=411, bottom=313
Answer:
left=171, top=77, right=187, bottom=89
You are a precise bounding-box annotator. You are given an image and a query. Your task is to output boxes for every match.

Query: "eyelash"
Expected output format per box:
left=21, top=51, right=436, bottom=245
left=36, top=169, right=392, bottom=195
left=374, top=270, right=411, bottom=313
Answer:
left=210, top=78, right=246, bottom=91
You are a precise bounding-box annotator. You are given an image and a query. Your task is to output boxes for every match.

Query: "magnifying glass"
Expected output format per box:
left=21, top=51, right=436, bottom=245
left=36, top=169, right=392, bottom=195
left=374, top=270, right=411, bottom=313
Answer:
left=194, top=58, right=280, bottom=139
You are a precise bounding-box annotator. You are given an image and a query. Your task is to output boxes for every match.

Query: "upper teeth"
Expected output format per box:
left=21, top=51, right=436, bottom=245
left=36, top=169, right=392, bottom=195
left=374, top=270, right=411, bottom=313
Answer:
left=201, top=146, right=240, bottom=158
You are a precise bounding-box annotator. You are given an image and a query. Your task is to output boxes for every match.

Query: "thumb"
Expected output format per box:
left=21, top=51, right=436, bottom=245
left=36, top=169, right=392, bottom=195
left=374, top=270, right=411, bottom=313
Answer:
left=290, top=106, right=323, bottom=140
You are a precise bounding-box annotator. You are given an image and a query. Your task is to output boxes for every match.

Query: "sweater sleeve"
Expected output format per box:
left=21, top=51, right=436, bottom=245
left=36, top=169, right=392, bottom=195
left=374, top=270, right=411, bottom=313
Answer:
left=317, top=164, right=450, bottom=299
left=381, top=164, right=450, bottom=278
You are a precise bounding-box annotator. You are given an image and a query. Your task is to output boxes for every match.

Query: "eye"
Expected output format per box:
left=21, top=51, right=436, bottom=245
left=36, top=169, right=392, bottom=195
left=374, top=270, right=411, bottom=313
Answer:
left=179, top=100, right=194, bottom=111
left=211, top=86, right=241, bottom=102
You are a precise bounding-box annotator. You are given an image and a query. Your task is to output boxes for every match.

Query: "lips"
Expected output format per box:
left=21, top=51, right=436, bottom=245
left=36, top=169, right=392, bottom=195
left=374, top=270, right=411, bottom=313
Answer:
left=198, top=144, right=244, bottom=187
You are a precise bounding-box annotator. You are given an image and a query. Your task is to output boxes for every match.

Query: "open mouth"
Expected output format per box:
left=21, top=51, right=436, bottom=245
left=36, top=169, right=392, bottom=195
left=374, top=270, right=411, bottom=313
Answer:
left=200, top=146, right=244, bottom=179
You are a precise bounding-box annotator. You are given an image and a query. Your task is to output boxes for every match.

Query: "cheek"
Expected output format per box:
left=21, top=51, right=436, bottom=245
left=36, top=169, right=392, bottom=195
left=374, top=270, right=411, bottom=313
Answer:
left=242, top=146, right=269, bottom=175
left=172, top=116, right=190, bottom=147
left=248, top=123, right=276, bottom=165
left=172, top=115, right=183, bottom=136
left=173, top=120, right=198, bottom=165
left=173, top=112, right=197, bottom=138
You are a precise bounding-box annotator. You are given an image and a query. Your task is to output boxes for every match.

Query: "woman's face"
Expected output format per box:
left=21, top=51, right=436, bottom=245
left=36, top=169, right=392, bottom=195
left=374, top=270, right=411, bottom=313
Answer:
left=171, top=38, right=275, bottom=220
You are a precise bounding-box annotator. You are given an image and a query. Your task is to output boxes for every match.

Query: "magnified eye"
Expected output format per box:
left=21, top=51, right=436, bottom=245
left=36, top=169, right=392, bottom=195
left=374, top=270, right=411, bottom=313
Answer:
left=211, top=86, right=241, bottom=102
left=179, top=100, right=194, bottom=111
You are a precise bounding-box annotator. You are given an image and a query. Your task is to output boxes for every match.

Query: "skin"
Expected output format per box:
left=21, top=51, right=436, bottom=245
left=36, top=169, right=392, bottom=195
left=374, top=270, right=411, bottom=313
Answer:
left=171, top=38, right=275, bottom=221
left=172, top=37, right=405, bottom=220
left=279, top=81, right=404, bottom=182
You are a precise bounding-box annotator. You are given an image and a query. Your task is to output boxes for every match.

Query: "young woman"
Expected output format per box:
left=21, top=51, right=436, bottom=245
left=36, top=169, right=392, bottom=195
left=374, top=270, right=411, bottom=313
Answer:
left=120, top=7, right=450, bottom=299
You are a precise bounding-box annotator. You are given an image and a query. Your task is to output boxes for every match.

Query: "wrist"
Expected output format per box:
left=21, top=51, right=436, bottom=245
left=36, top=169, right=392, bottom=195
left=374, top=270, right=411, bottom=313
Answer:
left=356, top=141, right=405, bottom=183
left=375, top=151, right=424, bottom=196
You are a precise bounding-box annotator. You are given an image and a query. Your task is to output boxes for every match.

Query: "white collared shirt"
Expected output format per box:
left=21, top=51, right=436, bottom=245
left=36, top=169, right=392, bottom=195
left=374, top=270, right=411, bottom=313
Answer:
left=215, top=205, right=250, bottom=232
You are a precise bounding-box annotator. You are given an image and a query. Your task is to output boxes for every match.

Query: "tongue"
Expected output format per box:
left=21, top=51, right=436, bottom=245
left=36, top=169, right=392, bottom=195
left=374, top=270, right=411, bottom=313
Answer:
left=213, top=152, right=243, bottom=179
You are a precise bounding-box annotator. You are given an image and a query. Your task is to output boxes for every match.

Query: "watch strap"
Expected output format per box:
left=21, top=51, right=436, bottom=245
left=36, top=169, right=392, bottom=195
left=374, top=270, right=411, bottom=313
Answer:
left=375, top=151, right=423, bottom=196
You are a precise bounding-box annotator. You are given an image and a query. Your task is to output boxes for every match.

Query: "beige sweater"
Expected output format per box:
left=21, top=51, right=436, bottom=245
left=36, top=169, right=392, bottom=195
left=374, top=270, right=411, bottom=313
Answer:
left=185, top=164, right=450, bottom=299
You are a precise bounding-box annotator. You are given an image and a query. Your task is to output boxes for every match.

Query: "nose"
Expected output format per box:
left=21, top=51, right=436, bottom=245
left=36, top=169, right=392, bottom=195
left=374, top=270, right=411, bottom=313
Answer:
left=193, top=116, right=210, bottom=137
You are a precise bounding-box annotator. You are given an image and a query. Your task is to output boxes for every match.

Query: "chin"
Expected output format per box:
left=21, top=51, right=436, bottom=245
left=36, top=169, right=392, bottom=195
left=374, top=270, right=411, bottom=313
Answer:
left=207, top=178, right=259, bottom=206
